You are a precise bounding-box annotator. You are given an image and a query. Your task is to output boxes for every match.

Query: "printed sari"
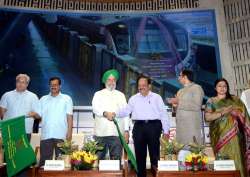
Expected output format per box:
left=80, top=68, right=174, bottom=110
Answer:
left=205, top=96, right=250, bottom=177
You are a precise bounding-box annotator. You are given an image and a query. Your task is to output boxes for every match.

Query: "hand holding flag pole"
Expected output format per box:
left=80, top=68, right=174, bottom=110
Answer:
left=109, top=115, right=138, bottom=172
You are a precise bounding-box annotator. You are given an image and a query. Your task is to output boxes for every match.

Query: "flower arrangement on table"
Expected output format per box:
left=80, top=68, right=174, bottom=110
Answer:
left=160, top=137, right=184, bottom=160
left=184, top=142, right=208, bottom=171
left=70, top=140, right=104, bottom=170
left=185, top=153, right=208, bottom=171
left=71, top=150, right=98, bottom=170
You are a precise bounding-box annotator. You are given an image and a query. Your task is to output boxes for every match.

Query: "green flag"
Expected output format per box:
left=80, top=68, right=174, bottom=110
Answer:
left=113, top=119, right=138, bottom=172
left=1, top=116, right=36, bottom=177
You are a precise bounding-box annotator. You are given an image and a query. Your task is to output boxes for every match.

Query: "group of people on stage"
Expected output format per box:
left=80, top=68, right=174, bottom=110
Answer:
left=0, top=69, right=250, bottom=177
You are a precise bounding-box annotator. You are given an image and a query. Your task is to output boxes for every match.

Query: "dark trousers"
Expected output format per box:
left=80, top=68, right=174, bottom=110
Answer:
left=95, top=136, right=122, bottom=160
left=39, top=138, right=63, bottom=167
left=132, top=120, right=162, bottom=177
left=15, top=134, right=31, bottom=177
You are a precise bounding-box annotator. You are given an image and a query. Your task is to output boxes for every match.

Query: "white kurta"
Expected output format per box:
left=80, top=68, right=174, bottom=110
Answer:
left=92, top=88, right=129, bottom=136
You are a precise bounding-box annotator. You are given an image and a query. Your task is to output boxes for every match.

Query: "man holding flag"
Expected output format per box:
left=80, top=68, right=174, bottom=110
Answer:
left=0, top=73, right=40, bottom=177
left=0, top=73, right=40, bottom=140
left=92, top=69, right=130, bottom=160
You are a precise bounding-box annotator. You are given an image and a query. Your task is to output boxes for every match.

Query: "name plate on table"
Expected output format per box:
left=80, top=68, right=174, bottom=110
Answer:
left=44, top=160, right=64, bottom=171
left=214, top=160, right=236, bottom=171
left=99, top=160, right=120, bottom=171
left=158, top=160, right=179, bottom=171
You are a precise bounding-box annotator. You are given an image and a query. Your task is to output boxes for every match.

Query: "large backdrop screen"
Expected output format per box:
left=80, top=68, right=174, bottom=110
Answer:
left=0, top=9, right=220, bottom=105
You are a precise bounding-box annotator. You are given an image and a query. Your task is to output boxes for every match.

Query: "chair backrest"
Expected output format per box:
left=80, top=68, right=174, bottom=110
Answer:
left=30, top=133, right=41, bottom=150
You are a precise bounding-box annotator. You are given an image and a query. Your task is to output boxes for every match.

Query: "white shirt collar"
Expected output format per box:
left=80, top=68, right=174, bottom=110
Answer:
left=104, top=88, right=116, bottom=93
left=49, top=91, right=62, bottom=97
left=139, top=91, right=152, bottom=97
left=14, top=89, right=28, bottom=94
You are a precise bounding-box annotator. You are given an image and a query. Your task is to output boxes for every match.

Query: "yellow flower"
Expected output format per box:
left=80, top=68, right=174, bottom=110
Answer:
left=71, top=151, right=81, bottom=161
left=191, top=153, right=199, bottom=158
left=185, top=153, right=193, bottom=162
left=202, top=155, right=208, bottom=164
left=71, top=150, right=98, bottom=167
left=185, top=153, right=208, bottom=164
left=84, top=152, right=98, bottom=163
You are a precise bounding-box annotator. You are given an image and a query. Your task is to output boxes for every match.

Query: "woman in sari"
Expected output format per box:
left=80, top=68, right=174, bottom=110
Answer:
left=205, top=78, right=250, bottom=177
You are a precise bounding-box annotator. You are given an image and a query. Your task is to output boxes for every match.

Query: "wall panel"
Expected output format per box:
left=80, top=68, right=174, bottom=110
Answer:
left=224, top=0, right=250, bottom=93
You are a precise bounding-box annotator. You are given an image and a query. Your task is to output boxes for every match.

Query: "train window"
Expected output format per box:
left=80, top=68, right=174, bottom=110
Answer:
left=175, top=30, right=187, bottom=51
left=137, top=29, right=169, bottom=54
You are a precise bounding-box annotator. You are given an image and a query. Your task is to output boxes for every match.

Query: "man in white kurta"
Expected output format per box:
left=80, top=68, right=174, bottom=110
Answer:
left=92, top=69, right=129, bottom=160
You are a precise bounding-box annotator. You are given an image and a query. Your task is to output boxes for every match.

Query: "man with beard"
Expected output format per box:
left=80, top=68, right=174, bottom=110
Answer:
left=168, top=69, right=204, bottom=145
left=92, top=69, right=129, bottom=160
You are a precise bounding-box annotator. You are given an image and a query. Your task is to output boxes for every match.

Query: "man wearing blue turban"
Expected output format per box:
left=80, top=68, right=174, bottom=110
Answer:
left=92, top=69, right=129, bottom=160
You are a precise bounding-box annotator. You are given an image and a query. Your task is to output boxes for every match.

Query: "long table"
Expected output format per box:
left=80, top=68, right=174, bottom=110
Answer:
left=37, top=169, right=241, bottom=177
left=37, top=169, right=124, bottom=177
left=157, top=171, right=241, bottom=177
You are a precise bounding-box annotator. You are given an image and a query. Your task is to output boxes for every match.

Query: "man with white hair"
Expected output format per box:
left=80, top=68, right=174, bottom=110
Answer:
left=0, top=74, right=40, bottom=177
left=0, top=74, right=40, bottom=140
left=92, top=69, right=129, bottom=160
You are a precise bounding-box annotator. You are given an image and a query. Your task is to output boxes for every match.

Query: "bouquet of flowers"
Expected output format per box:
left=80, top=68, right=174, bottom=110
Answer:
left=183, top=139, right=208, bottom=171
left=71, top=150, right=98, bottom=170
left=185, top=153, right=208, bottom=171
